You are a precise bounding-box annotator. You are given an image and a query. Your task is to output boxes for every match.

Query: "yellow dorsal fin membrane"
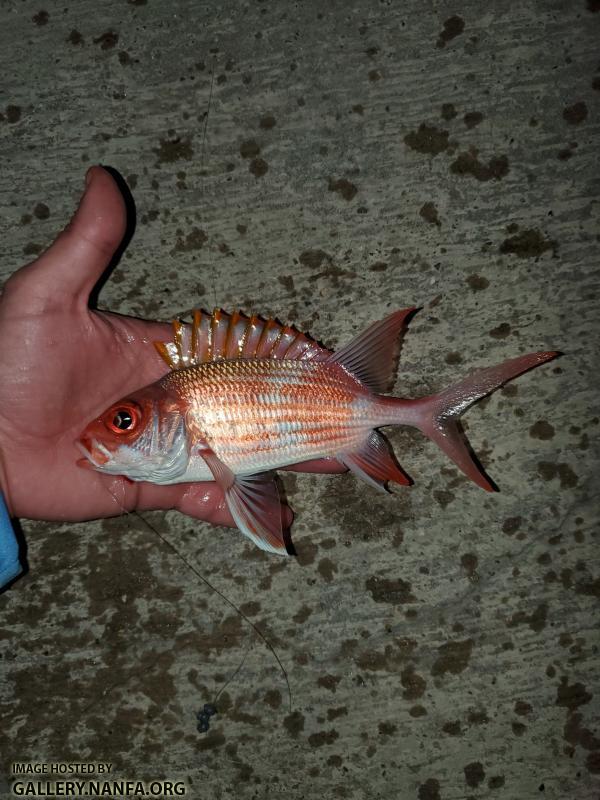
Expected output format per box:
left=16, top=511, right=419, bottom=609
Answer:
left=154, top=309, right=329, bottom=370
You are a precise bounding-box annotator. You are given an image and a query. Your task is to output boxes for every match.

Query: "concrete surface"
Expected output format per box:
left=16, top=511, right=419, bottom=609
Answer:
left=1, top=1, right=599, bottom=798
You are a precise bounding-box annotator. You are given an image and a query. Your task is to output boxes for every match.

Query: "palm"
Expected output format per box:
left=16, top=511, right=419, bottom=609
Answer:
left=0, top=168, right=340, bottom=528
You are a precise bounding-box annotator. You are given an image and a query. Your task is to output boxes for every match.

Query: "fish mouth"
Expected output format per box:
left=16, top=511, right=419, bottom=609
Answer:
left=75, top=437, right=112, bottom=469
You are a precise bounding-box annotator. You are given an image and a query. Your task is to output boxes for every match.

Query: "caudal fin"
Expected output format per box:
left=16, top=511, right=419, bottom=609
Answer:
left=407, top=351, right=559, bottom=491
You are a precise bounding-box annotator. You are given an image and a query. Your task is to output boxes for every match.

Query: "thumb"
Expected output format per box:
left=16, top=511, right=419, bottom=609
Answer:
left=3, top=166, right=127, bottom=311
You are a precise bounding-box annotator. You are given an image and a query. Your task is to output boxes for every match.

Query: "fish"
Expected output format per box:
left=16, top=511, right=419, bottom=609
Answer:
left=77, top=308, right=557, bottom=555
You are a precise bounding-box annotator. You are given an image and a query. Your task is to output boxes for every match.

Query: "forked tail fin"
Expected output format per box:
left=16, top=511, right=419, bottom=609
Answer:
left=405, top=351, right=559, bottom=491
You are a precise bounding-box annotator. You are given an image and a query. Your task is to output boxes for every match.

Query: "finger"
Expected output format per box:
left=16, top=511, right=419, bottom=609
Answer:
left=3, top=166, right=127, bottom=312
left=281, top=457, right=347, bottom=474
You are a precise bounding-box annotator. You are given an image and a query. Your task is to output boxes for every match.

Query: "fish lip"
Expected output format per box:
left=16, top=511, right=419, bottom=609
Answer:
left=75, top=437, right=110, bottom=468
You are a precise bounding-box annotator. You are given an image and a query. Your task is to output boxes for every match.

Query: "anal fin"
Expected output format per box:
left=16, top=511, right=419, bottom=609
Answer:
left=200, top=447, right=291, bottom=556
left=339, top=431, right=411, bottom=492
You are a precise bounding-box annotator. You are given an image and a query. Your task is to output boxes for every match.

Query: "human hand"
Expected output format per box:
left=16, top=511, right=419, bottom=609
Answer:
left=0, top=167, right=342, bottom=528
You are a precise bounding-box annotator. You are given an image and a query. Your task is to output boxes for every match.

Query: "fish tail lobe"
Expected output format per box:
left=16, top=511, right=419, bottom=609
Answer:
left=398, top=351, right=559, bottom=491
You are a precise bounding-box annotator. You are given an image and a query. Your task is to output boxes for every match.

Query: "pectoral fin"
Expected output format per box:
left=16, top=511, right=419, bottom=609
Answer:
left=200, top=447, right=291, bottom=556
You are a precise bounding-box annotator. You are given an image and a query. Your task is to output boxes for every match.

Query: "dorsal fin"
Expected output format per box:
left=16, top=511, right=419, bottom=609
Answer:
left=153, top=309, right=329, bottom=370
left=327, top=308, right=417, bottom=393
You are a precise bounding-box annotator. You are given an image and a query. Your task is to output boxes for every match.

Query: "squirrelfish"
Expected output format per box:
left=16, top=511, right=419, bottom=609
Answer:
left=77, top=308, right=557, bottom=555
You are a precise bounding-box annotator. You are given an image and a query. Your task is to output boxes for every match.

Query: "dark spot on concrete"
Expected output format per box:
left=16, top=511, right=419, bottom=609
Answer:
left=292, top=604, right=312, bottom=624
left=507, top=602, right=548, bottom=632
left=515, top=700, right=532, bottom=716
left=327, top=755, right=343, bottom=768
left=93, top=30, right=119, bottom=50
left=23, top=242, right=43, bottom=256
left=154, top=136, right=194, bottom=164
left=563, top=101, right=588, bottom=124
left=461, top=553, right=478, bottom=578
left=450, top=149, right=509, bottom=181
left=489, top=322, right=511, bottom=339
left=249, top=157, right=268, bottom=177
left=433, top=490, right=455, bottom=509
left=592, top=77, right=600, bottom=91
left=352, top=104, right=364, bottom=115
left=464, top=111, right=483, bottom=129
left=296, top=538, right=318, bottom=566
left=67, top=29, right=83, bottom=45
left=277, top=274, right=295, bottom=292
left=128, top=0, right=148, bottom=5
left=6, top=105, right=22, bottom=124
left=118, top=50, right=133, bottom=65
left=299, top=249, right=331, bottom=270
left=283, top=710, right=305, bottom=737
left=308, top=729, right=339, bottom=747
left=442, top=720, right=462, bottom=735
left=365, top=576, right=416, bottom=605
left=317, top=558, right=337, bottom=583
left=318, top=674, right=341, bottom=693
left=537, top=462, right=578, bottom=488
left=558, top=145, right=576, bottom=161
left=410, top=704, right=427, bottom=717
left=529, top=420, right=555, bottom=440
left=328, top=177, right=358, bottom=201
left=431, top=639, right=473, bottom=677
left=587, top=752, right=600, bottom=774
left=32, top=10, right=49, bottom=25
left=404, top=124, right=450, bottom=156
left=420, top=201, right=440, bottom=226
left=327, top=706, right=348, bottom=721
left=368, top=69, right=382, bottom=81
left=488, top=776, right=505, bottom=789
left=556, top=677, right=592, bottom=712
left=172, top=226, right=207, bottom=253
left=418, top=778, right=441, bottom=800
left=239, top=600, right=260, bottom=616
left=369, top=261, right=388, bottom=272
left=20, top=214, right=32, bottom=225
left=500, top=228, right=557, bottom=258
left=441, top=103, right=457, bottom=120
left=264, top=689, right=281, bottom=709
left=445, top=351, right=462, bottom=365
left=436, top=15, right=465, bottom=48
left=401, top=664, right=426, bottom=699
left=575, top=576, right=600, bottom=598
left=468, top=708, right=490, bottom=726
left=236, top=223, right=247, bottom=235
left=378, top=721, right=397, bottom=736
left=197, top=730, right=226, bottom=750
left=512, top=721, right=527, bottom=736
left=502, top=516, right=521, bottom=535
left=33, top=203, right=49, bottom=220
left=240, top=139, right=260, bottom=159
left=564, top=712, right=600, bottom=751
left=259, top=115, right=276, bottom=129
left=467, top=274, right=489, bottom=291
left=464, top=762, right=485, bottom=788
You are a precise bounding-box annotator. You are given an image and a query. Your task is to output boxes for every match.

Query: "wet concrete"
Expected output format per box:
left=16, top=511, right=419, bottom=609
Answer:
left=1, top=1, right=599, bottom=798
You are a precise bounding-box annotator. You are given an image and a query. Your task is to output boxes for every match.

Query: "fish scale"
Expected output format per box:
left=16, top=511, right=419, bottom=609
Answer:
left=161, top=358, right=371, bottom=474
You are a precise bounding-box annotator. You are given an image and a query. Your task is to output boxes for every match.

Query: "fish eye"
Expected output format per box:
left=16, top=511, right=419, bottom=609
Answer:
left=113, top=410, right=133, bottom=429
left=106, top=403, right=140, bottom=435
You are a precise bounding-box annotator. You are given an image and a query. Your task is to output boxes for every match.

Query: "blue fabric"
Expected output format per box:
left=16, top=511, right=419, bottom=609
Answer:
left=0, top=491, right=21, bottom=589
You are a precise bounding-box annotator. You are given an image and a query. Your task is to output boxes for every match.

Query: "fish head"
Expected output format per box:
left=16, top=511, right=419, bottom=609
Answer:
left=76, top=384, right=190, bottom=484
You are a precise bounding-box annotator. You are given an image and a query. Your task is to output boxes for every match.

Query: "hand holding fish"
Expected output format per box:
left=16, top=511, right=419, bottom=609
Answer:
left=0, top=167, right=339, bottom=527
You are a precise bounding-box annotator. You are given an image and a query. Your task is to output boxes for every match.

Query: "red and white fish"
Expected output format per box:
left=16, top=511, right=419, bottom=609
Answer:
left=77, top=308, right=557, bottom=555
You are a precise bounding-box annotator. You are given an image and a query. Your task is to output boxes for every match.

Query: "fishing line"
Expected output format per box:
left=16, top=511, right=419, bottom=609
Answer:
left=94, top=485, right=292, bottom=729
left=129, top=506, right=292, bottom=712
